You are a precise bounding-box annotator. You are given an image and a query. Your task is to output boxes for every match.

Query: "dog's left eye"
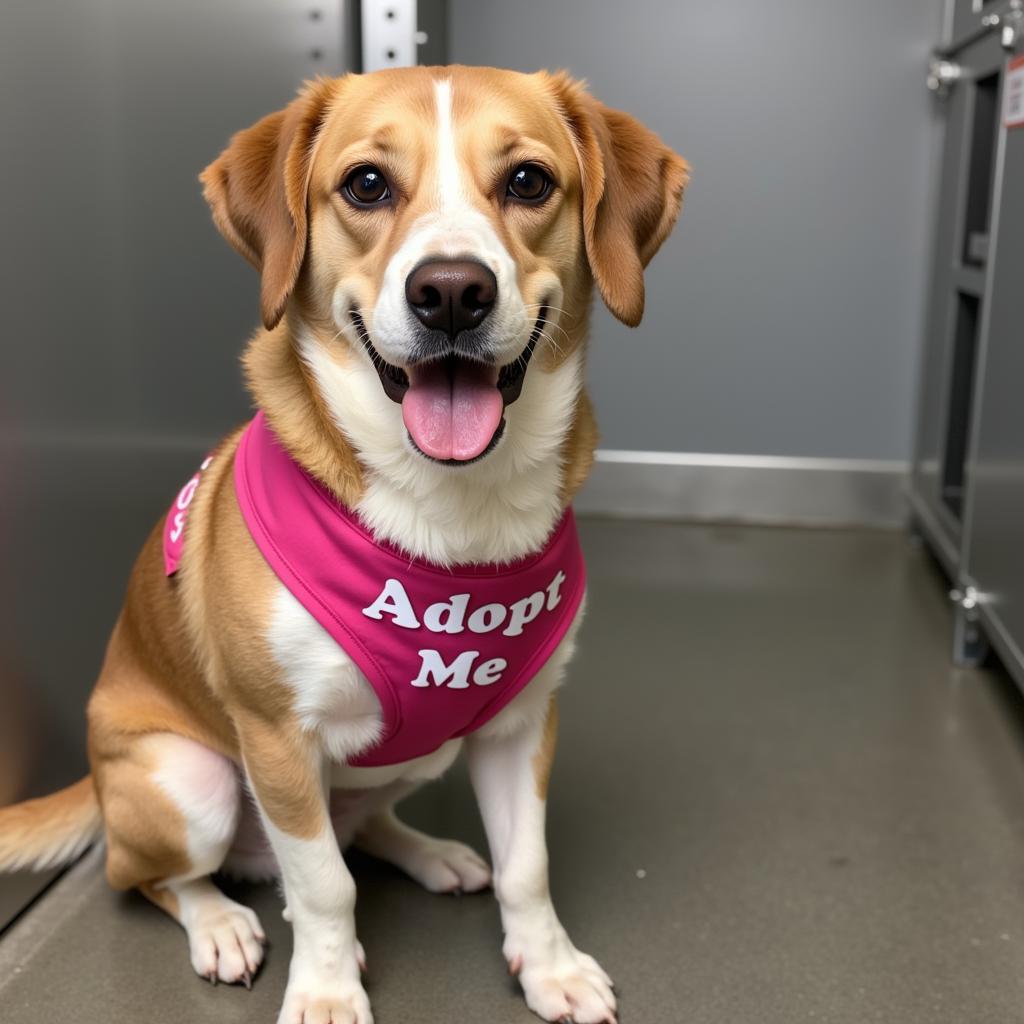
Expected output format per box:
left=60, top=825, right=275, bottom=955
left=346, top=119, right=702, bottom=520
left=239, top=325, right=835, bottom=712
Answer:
left=342, top=165, right=391, bottom=207
left=506, top=164, right=553, bottom=204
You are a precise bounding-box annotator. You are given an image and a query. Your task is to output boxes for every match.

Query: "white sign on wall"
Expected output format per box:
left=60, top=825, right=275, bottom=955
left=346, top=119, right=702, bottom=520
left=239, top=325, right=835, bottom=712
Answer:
left=1005, top=55, right=1024, bottom=129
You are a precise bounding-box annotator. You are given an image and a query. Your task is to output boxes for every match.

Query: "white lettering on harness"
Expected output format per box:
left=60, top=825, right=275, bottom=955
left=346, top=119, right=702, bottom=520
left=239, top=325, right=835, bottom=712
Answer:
left=361, top=573, right=565, bottom=638
left=168, top=456, right=213, bottom=544
left=360, top=569, right=567, bottom=689
left=410, top=649, right=507, bottom=689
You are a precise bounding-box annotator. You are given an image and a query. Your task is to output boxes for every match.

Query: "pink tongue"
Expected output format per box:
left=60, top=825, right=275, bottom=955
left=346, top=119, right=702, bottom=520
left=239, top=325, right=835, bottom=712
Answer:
left=402, top=359, right=503, bottom=461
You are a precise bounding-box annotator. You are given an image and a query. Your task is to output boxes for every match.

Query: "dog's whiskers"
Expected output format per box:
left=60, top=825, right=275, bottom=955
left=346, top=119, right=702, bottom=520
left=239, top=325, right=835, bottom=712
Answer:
left=540, top=320, right=572, bottom=345
left=535, top=328, right=565, bottom=359
left=524, top=303, right=576, bottom=321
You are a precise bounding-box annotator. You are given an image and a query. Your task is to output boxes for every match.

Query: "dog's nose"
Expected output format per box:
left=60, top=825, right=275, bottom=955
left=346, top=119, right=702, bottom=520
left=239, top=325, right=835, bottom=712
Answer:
left=405, top=260, right=497, bottom=339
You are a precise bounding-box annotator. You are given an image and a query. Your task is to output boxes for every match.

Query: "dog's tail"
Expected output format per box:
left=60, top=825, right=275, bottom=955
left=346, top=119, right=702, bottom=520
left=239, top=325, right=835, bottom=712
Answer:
left=0, top=776, right=102, bottom=872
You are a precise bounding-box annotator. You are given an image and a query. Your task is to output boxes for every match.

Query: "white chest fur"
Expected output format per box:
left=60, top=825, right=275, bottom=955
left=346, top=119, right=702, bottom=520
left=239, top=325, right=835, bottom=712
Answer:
left=267, top=585, right=384, bottom=764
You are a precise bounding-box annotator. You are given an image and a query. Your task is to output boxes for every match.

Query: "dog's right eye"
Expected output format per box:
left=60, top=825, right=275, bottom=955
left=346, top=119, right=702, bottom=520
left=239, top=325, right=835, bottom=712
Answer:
left=506, top=164, right=553, bottom=204
left=342, top=166, right=391, bottom=207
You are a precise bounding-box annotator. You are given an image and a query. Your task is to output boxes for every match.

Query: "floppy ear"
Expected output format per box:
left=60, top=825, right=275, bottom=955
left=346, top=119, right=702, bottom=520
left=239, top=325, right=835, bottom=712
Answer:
left=550, top=74, right=689, bottom=327
left=200, top=78, right=336, bottom=330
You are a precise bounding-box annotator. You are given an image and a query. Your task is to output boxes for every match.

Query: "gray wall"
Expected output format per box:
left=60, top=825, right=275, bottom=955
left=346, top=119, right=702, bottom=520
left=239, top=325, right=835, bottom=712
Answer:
left=449, top=0, right=945, bottom=460
left=0, top=0, right=352, bottom=927
left=1, top=0, right=354, bottom=444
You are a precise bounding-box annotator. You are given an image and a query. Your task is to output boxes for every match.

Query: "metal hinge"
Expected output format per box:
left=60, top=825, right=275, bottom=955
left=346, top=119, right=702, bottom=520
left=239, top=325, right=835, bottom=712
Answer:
left=1000, top=3, right=1024, bottom=50
left=949, top=585, right=982, bottom=616
left=927, top=57, right=963, bottom=96
left=974, top=0, right=1024, bottom=50
left=949, top=585, right=990, bottom=667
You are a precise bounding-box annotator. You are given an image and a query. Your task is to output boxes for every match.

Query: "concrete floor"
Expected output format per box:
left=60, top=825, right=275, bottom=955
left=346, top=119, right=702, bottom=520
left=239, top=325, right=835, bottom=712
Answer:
left=4, top=519, right=1024, bottom=1023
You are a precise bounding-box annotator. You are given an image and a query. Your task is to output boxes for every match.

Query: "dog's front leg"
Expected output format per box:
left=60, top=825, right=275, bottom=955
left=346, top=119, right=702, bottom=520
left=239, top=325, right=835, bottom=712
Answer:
left=467, top=699, right=616, bottom=1024
left=239, top=714, right=371, bottom=1024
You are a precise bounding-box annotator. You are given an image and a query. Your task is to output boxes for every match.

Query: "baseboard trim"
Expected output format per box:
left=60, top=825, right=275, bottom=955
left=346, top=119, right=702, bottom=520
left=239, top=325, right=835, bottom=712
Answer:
left=575, top=450, right=909, bottom=528
left=2, top=434, right=909, bottom=529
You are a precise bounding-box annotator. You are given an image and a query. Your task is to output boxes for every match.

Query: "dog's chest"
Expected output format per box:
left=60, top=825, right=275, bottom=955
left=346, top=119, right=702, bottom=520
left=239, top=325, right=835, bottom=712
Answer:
left=266, top=580, right=581, bottom=777
left=237, top=413, right=585, bottom=768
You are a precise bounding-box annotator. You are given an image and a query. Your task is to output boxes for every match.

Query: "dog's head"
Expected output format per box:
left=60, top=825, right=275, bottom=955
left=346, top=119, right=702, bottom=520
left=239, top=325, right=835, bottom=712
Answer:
left=202, top=67, right=687, bottom=472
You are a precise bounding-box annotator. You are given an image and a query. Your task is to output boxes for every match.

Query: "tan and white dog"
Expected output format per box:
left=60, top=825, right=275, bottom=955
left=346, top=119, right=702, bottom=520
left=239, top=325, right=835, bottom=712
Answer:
left=0, top=66, right=686, bottom=1024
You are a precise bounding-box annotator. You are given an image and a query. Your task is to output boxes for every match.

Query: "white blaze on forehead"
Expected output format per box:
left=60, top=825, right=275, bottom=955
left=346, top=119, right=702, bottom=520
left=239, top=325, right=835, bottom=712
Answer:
left=434, top=78, right=464, bottom=210
left=365, top=76, right=543, bottom=376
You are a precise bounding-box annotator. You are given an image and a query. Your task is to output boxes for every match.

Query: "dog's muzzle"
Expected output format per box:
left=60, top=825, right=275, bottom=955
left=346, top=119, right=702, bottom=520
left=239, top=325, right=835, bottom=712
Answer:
left=350, top=307, right=547, bottom=466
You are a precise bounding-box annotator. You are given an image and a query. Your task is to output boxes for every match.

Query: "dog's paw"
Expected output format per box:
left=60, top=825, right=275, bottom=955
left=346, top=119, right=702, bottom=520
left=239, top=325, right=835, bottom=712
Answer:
left=509, top=945, right=616, bottom=1024
left=277, top=980, right=373, bottom=1024
left=403, top=836, right=492, bottom=894
left=185, top=899, right=266, bottom=988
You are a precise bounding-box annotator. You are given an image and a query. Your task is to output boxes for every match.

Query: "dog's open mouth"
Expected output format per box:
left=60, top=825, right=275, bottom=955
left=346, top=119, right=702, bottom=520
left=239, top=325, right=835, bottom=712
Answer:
left=350, top=309, right=546, bottom=465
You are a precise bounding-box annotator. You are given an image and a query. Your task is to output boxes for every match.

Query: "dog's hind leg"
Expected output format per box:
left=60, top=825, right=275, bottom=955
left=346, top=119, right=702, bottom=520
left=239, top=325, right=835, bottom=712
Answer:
left=349, top=783, right=491, bottom=895
left=355, top=807, right=492, bottom=893
left=98, top=732, right=266, bottom=987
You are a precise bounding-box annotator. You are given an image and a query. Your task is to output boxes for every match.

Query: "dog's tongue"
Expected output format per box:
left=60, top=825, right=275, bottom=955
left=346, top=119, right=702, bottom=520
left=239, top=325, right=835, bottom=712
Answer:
left=402, top=358, right=503, bottom=462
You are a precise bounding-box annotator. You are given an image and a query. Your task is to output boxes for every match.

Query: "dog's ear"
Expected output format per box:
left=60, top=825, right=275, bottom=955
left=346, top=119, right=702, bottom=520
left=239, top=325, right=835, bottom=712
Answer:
left=200, top=79, right=336, bottom=330
left=549, top=73, right=689, bottom=327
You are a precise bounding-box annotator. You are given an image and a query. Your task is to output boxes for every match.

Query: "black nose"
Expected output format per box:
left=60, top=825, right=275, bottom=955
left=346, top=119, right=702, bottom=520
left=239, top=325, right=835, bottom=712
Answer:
left=405, top=259, right=497, bottom=339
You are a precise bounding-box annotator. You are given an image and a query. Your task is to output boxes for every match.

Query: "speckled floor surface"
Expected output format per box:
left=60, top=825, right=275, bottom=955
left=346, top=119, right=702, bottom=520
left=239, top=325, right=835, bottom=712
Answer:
left=4, top=519, right=1024, bottom=1023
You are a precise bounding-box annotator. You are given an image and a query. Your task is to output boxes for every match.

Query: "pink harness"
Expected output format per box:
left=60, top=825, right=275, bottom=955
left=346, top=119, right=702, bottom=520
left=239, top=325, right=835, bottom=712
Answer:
left=163, top=412, right=586, bottom=766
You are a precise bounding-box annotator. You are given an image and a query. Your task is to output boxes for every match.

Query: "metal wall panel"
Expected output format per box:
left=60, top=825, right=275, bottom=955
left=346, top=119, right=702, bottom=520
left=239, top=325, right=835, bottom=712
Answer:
left=961, top=107, right=1024, bottom=684
left=910, top=30, right=1007, bottom=569
left=448, top=0, right=944, bottom=460
left=0, top=0, right=351, bottom=930
left=909, top=10, right=1024, bottom=681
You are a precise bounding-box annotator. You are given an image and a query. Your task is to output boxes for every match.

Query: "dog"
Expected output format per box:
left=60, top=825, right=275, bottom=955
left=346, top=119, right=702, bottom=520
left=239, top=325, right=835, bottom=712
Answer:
left=0, top=66, right=687, bottom=1024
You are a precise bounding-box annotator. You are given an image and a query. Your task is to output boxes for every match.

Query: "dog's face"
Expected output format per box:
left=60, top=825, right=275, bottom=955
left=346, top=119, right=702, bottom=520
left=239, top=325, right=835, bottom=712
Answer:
left=203, top=67, right=687, bottom=473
